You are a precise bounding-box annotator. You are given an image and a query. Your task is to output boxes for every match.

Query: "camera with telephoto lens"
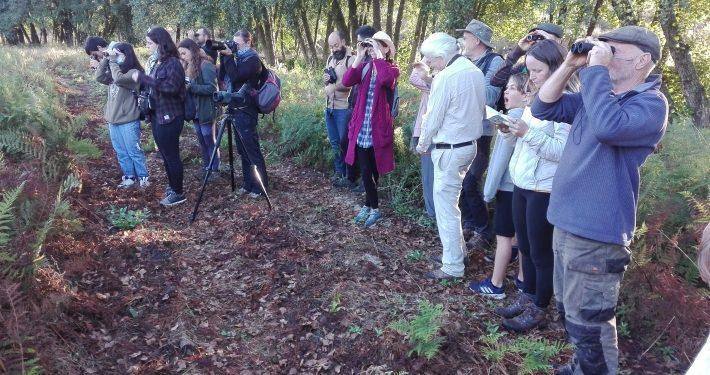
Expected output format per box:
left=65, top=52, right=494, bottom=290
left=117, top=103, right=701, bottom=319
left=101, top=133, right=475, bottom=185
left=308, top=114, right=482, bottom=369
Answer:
left=206, top=39, right=238, bottom=51
left=324, top=67, right=337, bottom=84
left=570, top=41, right=616, bottom=55
left=526, top=34, right=545, bottom=42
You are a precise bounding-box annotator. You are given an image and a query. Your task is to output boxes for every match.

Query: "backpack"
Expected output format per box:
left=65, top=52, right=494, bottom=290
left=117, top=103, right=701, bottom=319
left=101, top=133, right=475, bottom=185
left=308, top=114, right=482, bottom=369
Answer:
left=250, top=64, right=281, bottom=114
left=358, top=62, right=400, bottom=118
left=475, top=52, right=506, bottom=112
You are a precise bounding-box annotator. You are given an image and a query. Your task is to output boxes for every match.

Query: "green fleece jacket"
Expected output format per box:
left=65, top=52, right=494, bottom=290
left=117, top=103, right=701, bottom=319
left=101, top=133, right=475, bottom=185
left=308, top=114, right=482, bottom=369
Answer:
left=95, top=58, right=141, bottom=124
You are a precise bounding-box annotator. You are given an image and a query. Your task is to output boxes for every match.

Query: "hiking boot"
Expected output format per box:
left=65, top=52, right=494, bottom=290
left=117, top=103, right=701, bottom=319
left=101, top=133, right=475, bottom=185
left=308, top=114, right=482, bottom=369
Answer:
left=502, top=304, right=548, bottom=333
left=364, top=209, right=382, bottom=228
left=495, top=292, right=533, bottom=318
left=118, top=176, right=136, bottom=189
left=466, top=232, right=491, bottom=251
left=424, top=269, right=458, bottom=280
left=469, top=277, right=506, bottom=300
left=160, top=191, right=186, bottom=207
left=462, top=228, right=474, bottom=242
left=138, top=176, right=150, bottom=188
left=553, top=362, right=575, bottom=375
left=248, top=192, right=263, bottom=199
left=354, top=206, right=371, bottom=225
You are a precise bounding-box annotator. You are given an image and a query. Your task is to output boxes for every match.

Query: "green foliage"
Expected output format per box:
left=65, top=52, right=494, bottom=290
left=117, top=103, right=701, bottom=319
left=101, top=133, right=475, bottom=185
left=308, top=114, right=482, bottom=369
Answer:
left=107, top=206, right=150, bottom=230
left=67, top=138, right=102, bottom=159
left=329, top=292, right=342, bottom=313
left=481, top=323, right=571, bottom=374
left=348, top=325, right=363, bottom=335
left=405, top=250, right=424, bottom=262
left=389, top=300, right=445, bottom=359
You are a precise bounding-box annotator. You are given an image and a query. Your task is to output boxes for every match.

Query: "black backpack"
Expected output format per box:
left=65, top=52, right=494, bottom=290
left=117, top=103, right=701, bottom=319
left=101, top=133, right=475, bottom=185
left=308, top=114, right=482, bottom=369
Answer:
left=475, top=52, right=506, bottom=112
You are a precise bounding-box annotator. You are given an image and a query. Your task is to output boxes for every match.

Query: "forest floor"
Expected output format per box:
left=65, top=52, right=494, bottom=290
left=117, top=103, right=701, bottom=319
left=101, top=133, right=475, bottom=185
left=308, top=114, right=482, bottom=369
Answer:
left=36, top=62, right=682, bottom=374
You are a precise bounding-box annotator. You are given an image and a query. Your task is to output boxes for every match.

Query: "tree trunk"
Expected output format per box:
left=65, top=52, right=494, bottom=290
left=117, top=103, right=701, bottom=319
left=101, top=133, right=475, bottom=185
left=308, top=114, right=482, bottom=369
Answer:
left=293, top=15, right=312, bottom=63
left=393, top=0, right=405, bottom=46
left=586, top=0, right=604, bottom=35
left=659, top=0, right=708, bottom=127
left=298, top=2, right=319, bottom=64
left=372, top=0, right=381, bottom=30
left=323, top=3, right=334, bottom=58
left=611, top=0, right=639, bottom=25
left=654, top=41, right=675, bottom=111
left=176, top=25, right=181, bottom=42
left=332, top=0, right=349, bottom=43
left=41, top=27, right=48, bottom=44
left=348, top=0, right=358, bottom=43
left=408, top=4, right=429, bottom=67
left=29, top=23, right=40, bottom=44
left=314, top=0, right=324, bottom=46
left=385, top=0, right=394, bottom=34
left=261, top=6, right=276, bottom=65
left=16, top=26, right=25, bottom=44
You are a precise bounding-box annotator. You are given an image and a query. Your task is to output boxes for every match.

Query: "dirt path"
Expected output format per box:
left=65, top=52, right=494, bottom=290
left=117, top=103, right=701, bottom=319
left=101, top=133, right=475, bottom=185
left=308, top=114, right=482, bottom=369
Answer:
left=41, top=64, right=674, bottom=375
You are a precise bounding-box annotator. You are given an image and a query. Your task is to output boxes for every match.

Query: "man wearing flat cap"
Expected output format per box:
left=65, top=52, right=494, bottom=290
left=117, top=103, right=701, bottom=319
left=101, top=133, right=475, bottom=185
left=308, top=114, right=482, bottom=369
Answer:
left=456, top=19, right=505, bottom=250
left=491, top=22, right=565, bottom=88
left=532, top=26, right=668, bottom=374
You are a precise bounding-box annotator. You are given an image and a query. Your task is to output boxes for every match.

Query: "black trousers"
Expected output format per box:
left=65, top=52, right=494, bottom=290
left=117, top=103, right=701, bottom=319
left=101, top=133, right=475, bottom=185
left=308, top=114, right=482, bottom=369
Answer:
left=356, top=146, right=379, bottom=209
left=512, top=186, right=554, bottom=308
left=459, top=135, right=492, bottom=235
left=152, top=116, right=184, bottom=195
left=345, top=137, right=360, bottom=183
left=232, top=112, right=268, bottom=194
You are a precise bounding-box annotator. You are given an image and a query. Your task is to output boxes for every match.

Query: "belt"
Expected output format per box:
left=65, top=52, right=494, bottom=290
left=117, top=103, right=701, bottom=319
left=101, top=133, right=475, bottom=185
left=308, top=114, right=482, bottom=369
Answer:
left=434, top=140, right=475, bottom=149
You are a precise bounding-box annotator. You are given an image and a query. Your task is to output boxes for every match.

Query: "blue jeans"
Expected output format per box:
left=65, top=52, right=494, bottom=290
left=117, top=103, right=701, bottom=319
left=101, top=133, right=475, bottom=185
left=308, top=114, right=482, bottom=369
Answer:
left=324, top=108, right=351, bottom=177
left=108, top=120, right=148, bottom=178
left=193, top=121, right=219, bottom=171
left=420, top=153, right=436, bottom=218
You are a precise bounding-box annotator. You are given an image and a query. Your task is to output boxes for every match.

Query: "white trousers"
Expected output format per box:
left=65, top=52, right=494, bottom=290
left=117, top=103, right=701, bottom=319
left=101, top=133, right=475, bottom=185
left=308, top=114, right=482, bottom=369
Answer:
left=432, top=144, right=477, bottom=277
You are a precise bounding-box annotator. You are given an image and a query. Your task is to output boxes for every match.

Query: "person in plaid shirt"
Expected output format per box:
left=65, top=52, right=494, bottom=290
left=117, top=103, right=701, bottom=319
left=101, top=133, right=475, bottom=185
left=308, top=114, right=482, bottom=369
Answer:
left=342, top=31, right=399, bottom=228
left=132, top=26, right=187, bottom=207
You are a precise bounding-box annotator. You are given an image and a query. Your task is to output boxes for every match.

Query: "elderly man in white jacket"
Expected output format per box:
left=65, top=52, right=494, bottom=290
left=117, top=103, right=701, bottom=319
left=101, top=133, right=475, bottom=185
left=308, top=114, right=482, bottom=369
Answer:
left=417, top=32, right=486, bottom=279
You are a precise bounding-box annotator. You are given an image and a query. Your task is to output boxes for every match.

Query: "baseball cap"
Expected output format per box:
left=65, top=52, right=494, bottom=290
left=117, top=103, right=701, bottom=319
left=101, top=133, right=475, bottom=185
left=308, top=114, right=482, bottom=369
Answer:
left=598, top=26, right=661, bottom=62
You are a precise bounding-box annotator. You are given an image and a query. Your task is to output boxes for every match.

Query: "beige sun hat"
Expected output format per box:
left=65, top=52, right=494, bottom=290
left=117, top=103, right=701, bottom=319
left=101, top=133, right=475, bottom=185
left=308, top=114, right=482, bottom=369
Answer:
left=371, top=31, right=396, bottom=57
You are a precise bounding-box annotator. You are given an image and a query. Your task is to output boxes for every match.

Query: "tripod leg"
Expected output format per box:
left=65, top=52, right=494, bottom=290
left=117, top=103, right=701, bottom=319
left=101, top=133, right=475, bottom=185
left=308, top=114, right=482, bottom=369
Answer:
left=227, top=118, right=236, bottom=192
left=190, top=117, right=229, bottom=223
left=232, top=123, right=273, bottom=211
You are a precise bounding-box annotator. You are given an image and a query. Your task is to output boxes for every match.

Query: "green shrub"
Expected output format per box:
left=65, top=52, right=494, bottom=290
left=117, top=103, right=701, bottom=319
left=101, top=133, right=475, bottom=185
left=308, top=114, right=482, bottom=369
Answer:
left=481, top=323, right=571, bottom=374
left=389, top=299, right=445, bottom=359
left=107, top=206, right=150, bottom=230
left=68, top=138, right=102, bottom=159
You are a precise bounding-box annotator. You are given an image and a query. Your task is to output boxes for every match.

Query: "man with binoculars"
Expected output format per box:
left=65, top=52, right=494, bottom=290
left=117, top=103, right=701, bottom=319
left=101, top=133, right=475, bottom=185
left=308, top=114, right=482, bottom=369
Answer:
left=532, top=26, right=668, bottom=374
left=323, top=30, right=354, bottom=188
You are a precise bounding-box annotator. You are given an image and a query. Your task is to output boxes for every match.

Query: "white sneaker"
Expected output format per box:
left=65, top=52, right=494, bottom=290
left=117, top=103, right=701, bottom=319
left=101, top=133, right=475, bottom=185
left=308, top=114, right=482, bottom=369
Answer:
left=118, top=176, right=136, bottom=189
left=138, top=176, right=150, bottom=188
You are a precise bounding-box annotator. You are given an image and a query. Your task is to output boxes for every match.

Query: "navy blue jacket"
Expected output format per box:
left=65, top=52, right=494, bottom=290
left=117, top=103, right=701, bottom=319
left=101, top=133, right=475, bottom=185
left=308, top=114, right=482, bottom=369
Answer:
left=531, top=65, right=668, bottom=246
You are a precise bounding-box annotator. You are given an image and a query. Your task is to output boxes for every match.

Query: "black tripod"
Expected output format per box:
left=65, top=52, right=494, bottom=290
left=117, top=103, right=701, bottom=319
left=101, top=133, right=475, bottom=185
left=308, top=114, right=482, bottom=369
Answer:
left=190, top=112, right=272, bottom=223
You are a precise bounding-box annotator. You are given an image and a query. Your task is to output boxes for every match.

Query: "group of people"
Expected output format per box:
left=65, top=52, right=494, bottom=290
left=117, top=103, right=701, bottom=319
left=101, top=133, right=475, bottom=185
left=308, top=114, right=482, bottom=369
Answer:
left=86, top=18, right=672, bottom=374
left=322, top=21, right=668, bottom=374
left=85, top=26, right=269, bottom=207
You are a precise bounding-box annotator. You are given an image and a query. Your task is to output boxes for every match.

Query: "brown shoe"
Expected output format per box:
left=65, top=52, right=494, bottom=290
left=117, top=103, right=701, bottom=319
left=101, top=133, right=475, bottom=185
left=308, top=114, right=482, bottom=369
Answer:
left=494, top=292, right=532, bottom=318
left=466, top=232, right=491, bottom=251
left=424, top=269, right=459, bottom=280
left=502, top=304, right=548, bottom=333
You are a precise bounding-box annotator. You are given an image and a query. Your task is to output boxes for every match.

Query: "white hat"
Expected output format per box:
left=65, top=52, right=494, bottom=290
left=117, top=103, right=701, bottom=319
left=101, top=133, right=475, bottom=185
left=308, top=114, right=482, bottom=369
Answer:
left=372, top=31, right=396, bottom=57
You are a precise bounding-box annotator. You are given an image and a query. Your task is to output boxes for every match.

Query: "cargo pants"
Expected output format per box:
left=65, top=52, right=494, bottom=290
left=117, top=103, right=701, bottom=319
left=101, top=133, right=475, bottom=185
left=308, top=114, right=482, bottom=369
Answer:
left=553, top=227, right=631, bottom=374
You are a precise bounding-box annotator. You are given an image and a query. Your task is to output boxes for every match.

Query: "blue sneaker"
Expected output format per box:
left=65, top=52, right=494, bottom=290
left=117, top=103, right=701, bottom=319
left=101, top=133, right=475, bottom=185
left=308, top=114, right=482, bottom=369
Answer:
left=515, top=277, right=524, bottom=292
left=364, top=209, right=382, bottom=228
left=354, top=206, right=371, bottom=225
left=469, top=277, right=506, bottom=300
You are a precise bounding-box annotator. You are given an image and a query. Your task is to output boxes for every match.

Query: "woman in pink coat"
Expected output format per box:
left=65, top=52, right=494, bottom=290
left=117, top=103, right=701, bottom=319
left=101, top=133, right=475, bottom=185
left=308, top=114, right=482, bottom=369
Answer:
left=342, top=31, right=400, bottom=228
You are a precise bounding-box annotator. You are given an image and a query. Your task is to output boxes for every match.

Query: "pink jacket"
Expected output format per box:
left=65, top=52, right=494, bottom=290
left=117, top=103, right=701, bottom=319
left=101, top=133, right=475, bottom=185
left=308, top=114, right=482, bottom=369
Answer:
left=342, top=59, right=400, bottom=175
